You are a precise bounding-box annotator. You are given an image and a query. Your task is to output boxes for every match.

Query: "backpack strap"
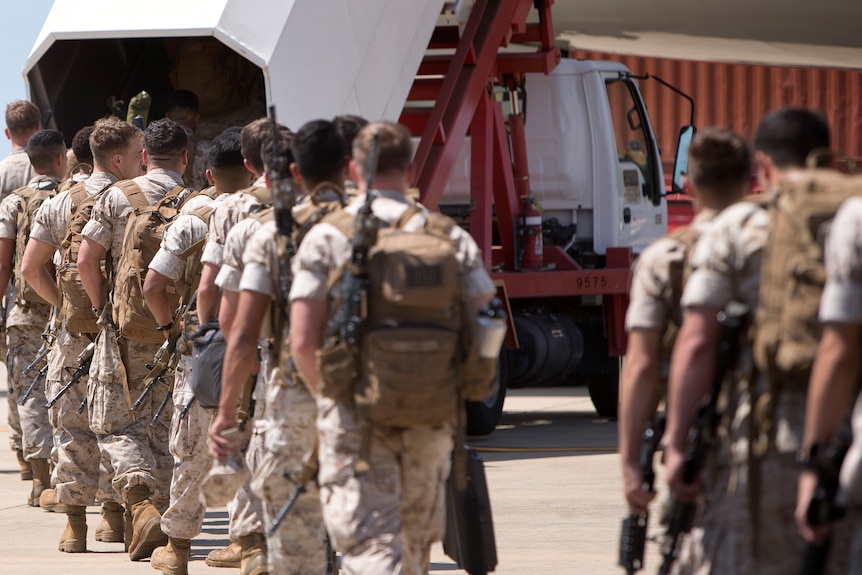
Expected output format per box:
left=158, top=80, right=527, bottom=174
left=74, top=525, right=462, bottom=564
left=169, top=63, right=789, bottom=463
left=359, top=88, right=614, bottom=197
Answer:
left=114, top=180, right=149, bottom=211
left=246, top=185, right=272, bottom=205
left=322, top=209, right=355, bottom=238
left=68, top=181, right=89, bottom=207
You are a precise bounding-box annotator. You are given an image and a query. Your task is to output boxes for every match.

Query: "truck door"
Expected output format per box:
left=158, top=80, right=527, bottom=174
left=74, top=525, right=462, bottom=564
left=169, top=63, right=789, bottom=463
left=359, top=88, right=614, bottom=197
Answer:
left=603, top=76, right=666, bottom=252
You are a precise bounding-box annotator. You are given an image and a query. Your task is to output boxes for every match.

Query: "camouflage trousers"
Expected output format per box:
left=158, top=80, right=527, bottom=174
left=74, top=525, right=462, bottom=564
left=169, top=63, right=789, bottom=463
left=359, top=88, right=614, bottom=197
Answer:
left=251, top=377, right=326, bottom=575
left=4, top=349, right=22, bottom=453
left=316, top=397, right=454, bottom=575
left=228, top=428, right=266, bottom=539
left=8, top=325, right=53, bottom=460
left=675, top=455, right=852, bottom=575
left=51, top=329, right=117, bottom=506
left=88, top=327, right=173, bottom=506
left=160, top=355, right=214, bottom=539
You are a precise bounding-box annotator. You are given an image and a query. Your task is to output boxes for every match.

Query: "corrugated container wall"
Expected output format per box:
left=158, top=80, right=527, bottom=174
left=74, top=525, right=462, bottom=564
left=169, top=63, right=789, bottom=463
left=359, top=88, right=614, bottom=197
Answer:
left=570, top=50, right=862, bottom=172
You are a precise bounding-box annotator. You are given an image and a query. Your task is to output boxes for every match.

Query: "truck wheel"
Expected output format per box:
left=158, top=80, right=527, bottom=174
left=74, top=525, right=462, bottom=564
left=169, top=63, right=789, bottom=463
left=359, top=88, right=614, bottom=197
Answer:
left=466, top=356, right=508, bottom=436
left=586, top=358, right=621, bottom=418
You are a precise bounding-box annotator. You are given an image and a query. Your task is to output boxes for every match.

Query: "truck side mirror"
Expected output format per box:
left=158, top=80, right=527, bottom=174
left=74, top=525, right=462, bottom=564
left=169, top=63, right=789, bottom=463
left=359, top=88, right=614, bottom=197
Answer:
left=671, top=125, right=696, bottom=195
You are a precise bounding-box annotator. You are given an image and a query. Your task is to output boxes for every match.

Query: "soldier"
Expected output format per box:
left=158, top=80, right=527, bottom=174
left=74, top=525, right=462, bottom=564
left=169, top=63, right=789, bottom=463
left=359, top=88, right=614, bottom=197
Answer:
left=620, top=128, right=751, bottom=515
left=0, top=100, right=40, bottom=480
left=197, top=118, right=278, bottom=571
left=77, top=118, right=194, bottom=561
left=142, top=129, right=246, bottom=575
left=60, top=125, right=95, bottom=187
left=664, top=108, right=849, bottom=574
left=209, top=119, right=348, bottom=575
left=289, top=121, right=496, bottom=575
left=0, top=129, right=66, bottom=507
left=166, top=90, right=209, bottom=191
left=20, top=117, right=144, bottom=551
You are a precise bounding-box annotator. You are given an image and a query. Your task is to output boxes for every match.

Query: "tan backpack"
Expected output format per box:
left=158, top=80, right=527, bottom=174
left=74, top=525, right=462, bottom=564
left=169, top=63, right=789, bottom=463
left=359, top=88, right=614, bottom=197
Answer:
left=322, top=205, right=464, bottom=428
left=111, top=181, right=193, bottom=343
left=753, top=170, right=862, bottom=384
left=13, top=181, right=58, bottom=306
left=175, top=203, right=217, bottom=355
left=659, top=225, right=701, bottom=366
left=57, top=182, right=112, bottom=333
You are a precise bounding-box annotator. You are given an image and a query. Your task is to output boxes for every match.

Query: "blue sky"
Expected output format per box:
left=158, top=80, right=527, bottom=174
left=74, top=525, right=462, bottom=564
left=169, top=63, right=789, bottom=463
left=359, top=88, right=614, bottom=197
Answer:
left=0, top=1, right=55, bottom=158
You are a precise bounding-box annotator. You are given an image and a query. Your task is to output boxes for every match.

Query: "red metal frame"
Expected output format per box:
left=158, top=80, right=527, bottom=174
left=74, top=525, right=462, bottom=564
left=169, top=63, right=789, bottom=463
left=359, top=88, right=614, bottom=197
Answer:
left=403, top=0, right=632, bottom=356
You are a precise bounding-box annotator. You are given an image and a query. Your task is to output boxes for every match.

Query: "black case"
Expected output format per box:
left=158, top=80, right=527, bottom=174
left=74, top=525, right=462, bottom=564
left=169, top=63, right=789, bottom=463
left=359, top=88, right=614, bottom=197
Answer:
left=443, top=446, right=497, bottom=574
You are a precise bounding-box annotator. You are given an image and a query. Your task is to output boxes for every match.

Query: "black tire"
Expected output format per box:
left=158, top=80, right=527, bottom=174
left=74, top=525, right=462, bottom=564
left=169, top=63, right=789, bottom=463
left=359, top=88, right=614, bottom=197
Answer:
left=466, top=356, right=508, bottom=436
left=586, top=358, right=620, bottom=418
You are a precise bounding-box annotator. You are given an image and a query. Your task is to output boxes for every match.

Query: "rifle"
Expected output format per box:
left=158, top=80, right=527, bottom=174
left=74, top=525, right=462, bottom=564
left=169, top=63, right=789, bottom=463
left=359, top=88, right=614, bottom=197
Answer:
left=657, top=309, right=744, bottom=575
left=618, top=416, right=665, bottom=574
left=265, top=445, right=319, bottom=538
left=18, top=362, right=49, bottom=407
left=133, top=332, right=180, bottom=412
left=267, top=105, right=296, bottom=338
left=326, top=131, right=380, bottom=344
left=800, top=429, right=851, bottom=575
left=23, top=307, right=59, bottom=376
left=44, top=341, right=96, bottom=408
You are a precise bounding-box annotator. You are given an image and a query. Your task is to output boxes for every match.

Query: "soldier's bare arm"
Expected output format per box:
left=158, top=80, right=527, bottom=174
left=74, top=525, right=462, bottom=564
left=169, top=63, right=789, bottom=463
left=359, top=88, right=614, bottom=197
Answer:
left=197, top=262, right=220, bottom=324
left=208, top=287, right=269, bottom=461
left=142, top=269, right=175, bottom=337
left=20, top=237, right=58, bottom=307
left=218, top=289, right=239, bottom=341
left=290, top=297, right=327, bottom=397
left=619, top=328, right=662, bottom=514
left=796, top=323, right=861, bottom=543
left=77, top=236, right=107, bottom=309
left=664, top=306, right=721, bottom=503
left=0, top=238, right=13, bottom=296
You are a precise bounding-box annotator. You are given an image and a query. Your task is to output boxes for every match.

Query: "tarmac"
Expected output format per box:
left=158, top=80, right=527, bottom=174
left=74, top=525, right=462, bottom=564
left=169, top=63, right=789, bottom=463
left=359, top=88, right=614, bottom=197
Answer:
left=0, top=362, right=640, bottom=575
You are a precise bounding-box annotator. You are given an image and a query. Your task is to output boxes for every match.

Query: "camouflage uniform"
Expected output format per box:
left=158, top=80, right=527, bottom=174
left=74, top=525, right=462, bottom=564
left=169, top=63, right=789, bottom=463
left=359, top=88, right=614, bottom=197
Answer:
left=678, top=199, right=850, bottom=574
left=148, top=196, right=217, bottom=539
left=200, top=183, right=268, bottom=270
left=29, top=172, right=120, bottom=506
left=0, top=175, right=57, bottom=462
left=0, top=146, right=34, bottom=453
left=290, top=190, right=496, bottom=575
left=212, top=209, right=269, bottom=544
left=818, top=196, right=862, bottom=574
left=80, top=168, right=191, bottom=504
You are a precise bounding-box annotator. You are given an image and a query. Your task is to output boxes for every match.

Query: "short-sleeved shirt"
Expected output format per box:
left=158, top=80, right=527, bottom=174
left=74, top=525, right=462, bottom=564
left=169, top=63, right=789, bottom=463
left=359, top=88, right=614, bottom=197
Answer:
left=626, top=210, right=716, bottom=332
left=681, top=201, right=769, bottom=312
left=289, top=189, right=495, bottom=306
left=0, top=147, right=34, bottom=201
left=30, top=171, right=118, bottom=249
left=148, top=194, right=216, bottom=282
left=215, top=217, right=265, bottom=293
left=81, top=168, right=188, bottom=271
left=0, top=174, right=60, bottom=328
left=820, top=196, right=862, bottom=324
left=201, top=179, right=268, bottom=268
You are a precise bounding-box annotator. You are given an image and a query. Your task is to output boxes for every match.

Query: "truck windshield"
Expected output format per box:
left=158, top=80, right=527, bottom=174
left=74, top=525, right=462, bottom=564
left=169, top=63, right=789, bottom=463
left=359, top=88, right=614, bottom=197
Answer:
left=605, top=79, right=655, bottom=193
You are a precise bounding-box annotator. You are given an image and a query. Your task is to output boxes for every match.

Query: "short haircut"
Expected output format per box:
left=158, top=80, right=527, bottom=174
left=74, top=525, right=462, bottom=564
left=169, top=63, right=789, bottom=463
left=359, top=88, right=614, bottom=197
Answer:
left=259, top=124, right=295, bottom=173
left=26, top=129, right=65, bottom=172
left=145, top=118, right=188, bottom=158
left=754, top=107, right=831, bottom=169
left=687, top=128, right=751, bottom=195
left=240, top=118, right=271, bottom=174
left=332, top=114, right=369, bottom=158
left=5, top=101, right=40, bottom=135
left=90, top=117, right=143, bottom=166
left=292, top=119, right=346, bottom=185
left=207, top=128, right=245, bottom=170
left=353, top=121, right=412, bottom=180
left=71, top=125, right=95, bottom=165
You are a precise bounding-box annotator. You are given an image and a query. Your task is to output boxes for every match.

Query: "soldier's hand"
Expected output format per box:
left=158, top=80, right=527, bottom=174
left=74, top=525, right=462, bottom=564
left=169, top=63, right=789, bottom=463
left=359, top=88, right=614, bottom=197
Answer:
left=665, top=444, right=700, bottom=503
left=208, top=411, right=237, bottom=462
left=623, top=462, right=655, bottom=514
left=795, top=468, right=832, bottom=544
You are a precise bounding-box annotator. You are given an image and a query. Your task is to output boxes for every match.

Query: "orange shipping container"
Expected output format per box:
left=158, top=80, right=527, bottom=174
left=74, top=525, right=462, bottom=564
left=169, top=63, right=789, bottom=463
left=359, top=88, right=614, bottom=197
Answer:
left=569, top=50, right=862, bottom=172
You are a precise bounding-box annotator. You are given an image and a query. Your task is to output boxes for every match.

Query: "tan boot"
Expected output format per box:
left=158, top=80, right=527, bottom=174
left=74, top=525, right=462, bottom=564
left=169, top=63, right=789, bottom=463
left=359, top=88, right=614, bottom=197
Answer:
left=124, top=504, right=132, bottom=552
left=126, top=485, right=168, bottom=561
left=15, top=449, right=32, bottom=481
left=39, top=488, right=66, bottom=513
left=205, top=539, right=242, bottom=568
left=59, top=505, right=87, bottom=553
left=150, top=537, right=191, bottom=575
left=28, top=458, right=51, bottom=507
left=240, top=533, right=269, bottom=575
left=95, top=501, right=125, bottom=543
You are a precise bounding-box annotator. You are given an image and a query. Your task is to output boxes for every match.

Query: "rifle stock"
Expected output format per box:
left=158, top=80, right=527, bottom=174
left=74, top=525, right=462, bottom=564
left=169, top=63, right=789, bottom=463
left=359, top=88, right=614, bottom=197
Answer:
left=133, top=333, right=179, bottom=412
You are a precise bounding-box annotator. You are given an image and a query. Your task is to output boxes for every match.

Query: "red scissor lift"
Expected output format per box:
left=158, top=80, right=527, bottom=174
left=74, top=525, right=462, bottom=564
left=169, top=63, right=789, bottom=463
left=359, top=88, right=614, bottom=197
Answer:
left=401, top=0, right=631, bottom=403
